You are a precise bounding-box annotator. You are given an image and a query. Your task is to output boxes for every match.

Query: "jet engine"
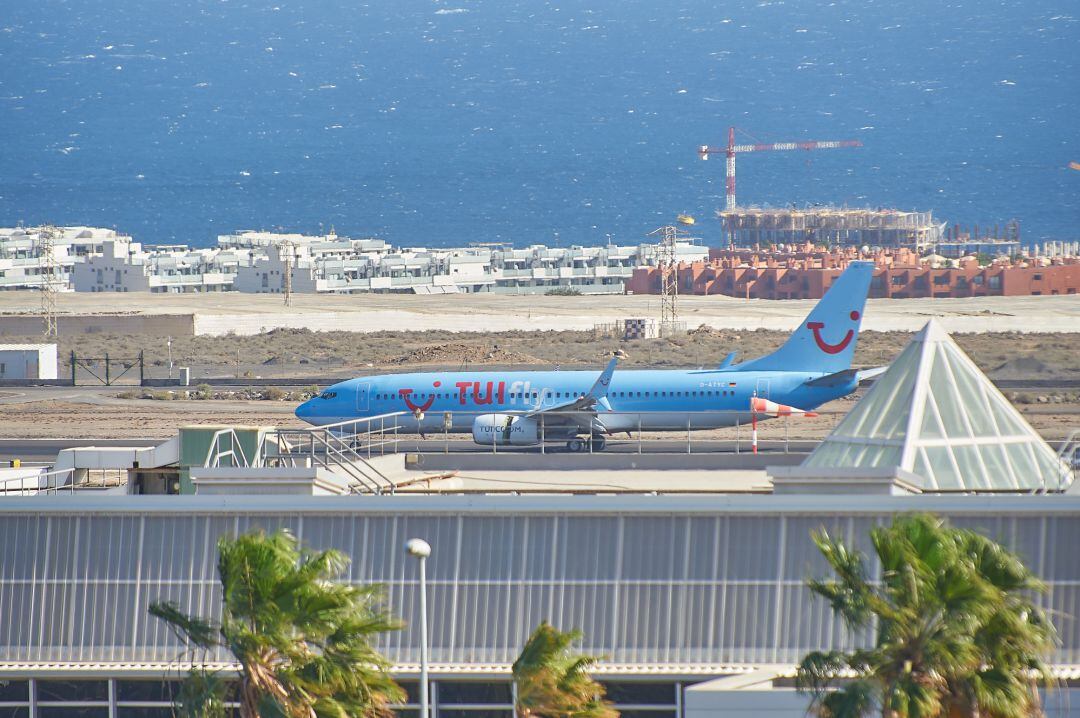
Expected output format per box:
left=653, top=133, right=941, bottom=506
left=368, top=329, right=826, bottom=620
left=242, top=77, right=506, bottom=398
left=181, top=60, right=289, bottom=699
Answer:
left=471, top=414, right=541, bottom=446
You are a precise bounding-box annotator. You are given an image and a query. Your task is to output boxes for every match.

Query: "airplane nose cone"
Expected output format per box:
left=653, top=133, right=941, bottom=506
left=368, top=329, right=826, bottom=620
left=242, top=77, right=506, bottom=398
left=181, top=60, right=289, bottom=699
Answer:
left=295, top=400, right=313, bottom=421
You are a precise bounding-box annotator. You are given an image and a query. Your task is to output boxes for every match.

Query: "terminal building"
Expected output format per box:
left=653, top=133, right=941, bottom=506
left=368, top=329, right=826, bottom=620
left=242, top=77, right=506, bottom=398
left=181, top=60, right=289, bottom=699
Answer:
left=0, top=324, right=1077, bottom=718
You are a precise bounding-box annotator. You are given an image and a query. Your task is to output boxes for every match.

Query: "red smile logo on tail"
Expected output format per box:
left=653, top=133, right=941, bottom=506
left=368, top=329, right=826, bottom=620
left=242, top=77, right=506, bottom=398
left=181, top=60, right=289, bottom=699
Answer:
left=807, top=311, right=860, bottom=355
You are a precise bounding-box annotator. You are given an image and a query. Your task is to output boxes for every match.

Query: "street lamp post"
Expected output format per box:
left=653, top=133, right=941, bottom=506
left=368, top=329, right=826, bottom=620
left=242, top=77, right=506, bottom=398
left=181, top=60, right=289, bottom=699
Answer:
left=405, top=538, right=432, bottom=718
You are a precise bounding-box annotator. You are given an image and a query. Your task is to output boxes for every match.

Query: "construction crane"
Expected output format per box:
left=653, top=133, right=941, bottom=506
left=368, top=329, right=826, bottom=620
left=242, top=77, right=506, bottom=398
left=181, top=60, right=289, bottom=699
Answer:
left=698, top=127, right=862, bottom=211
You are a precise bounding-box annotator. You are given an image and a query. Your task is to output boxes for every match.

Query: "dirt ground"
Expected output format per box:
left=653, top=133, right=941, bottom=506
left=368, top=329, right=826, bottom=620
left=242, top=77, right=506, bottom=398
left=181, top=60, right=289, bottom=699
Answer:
left=1, top=388, right=1076, bottom=442
left=0, top=395, right=300, bottom=439
left=1, top=325, right=1077, bottom=442
left=2, top=328, right=1079, bottom=383
left=2, top=290, right=1078, bottom=335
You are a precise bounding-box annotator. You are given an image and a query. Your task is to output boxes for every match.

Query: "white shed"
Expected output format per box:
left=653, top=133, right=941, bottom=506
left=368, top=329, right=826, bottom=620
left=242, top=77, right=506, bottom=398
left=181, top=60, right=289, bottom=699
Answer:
left=0, top=344, right=58, bottom=380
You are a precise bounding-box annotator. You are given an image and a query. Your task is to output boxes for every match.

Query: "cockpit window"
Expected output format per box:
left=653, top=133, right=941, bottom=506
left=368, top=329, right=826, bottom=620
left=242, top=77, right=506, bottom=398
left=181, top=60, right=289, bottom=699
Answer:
left=318, top=391, right=337, bottom=399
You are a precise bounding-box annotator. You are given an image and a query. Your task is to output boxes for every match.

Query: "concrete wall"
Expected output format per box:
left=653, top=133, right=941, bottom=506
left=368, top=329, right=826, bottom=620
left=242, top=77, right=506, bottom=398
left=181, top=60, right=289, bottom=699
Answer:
left=192, top=312, right=364, bottom=335
left=0, top=313, right=196, bottom=337
left=684, top=688, right=808, bottom=718
left=683, top=678, right=1080, bottom=718
left=408, top=452, right=806, bottom=472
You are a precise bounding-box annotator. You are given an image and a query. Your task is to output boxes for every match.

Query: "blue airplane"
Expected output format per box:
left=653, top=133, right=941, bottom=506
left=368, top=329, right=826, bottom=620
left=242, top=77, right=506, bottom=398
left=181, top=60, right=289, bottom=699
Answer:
left=295, top=261, right=879, bottom=451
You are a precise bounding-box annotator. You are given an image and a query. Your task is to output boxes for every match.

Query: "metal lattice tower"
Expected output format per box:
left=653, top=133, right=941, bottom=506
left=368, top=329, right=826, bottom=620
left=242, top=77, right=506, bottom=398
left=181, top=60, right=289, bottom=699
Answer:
left=647, top=225, right=685, bottom=334
left=38, top=225, right=59, bottom=338
left=282, top=241, right=293, bottom=306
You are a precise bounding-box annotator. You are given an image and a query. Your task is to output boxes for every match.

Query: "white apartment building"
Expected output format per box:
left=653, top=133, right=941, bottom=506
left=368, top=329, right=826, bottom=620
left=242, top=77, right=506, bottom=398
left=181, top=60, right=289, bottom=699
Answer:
left=0, top=226, right=129, bottom=291
left=1, top=225, right=709, bottom=295
left=73, top=239, right=245, bottom=293
left=218, top=230, right=390, bottom=256
left=233, top=241, right=708, bottom=295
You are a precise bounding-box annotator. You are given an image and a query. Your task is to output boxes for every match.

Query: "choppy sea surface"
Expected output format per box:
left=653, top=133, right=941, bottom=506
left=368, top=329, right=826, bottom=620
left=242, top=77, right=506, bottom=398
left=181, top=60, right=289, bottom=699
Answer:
left=0, top=0, right=1077, bottom=247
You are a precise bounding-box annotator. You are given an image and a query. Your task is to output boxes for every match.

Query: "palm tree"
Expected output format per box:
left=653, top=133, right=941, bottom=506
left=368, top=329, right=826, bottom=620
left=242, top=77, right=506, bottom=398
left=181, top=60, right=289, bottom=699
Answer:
left=512, top=621, right=618, bottom=718
left=150, top=528, right=404, bottom=718
left=796, top=513, right=1056, bottom=718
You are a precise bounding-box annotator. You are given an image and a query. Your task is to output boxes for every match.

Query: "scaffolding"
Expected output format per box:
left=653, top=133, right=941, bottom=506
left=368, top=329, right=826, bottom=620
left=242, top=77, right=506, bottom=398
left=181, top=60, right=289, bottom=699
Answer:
left=719, top=207, right=944, bottom=250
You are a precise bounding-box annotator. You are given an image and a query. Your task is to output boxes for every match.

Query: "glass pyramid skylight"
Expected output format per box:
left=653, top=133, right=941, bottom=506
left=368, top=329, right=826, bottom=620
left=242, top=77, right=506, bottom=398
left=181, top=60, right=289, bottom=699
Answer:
left=803, top=320, right=1070, bottom=491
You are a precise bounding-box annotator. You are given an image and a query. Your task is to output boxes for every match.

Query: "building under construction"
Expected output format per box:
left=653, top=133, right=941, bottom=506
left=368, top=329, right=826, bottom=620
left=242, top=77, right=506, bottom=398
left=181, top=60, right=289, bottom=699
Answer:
left=720, top=207, right=945, bottom=250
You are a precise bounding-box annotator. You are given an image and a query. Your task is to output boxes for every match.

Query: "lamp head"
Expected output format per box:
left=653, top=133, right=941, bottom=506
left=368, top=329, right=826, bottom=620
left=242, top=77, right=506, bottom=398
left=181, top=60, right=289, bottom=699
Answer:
left=405, top=538, right=431, bottom=559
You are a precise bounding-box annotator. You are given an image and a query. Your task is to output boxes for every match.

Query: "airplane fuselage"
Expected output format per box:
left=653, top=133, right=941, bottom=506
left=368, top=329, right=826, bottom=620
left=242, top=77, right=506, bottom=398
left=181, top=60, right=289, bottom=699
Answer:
left=294, top=261, right=878, bottom=445
left=295, top=367, right=856, bottom=434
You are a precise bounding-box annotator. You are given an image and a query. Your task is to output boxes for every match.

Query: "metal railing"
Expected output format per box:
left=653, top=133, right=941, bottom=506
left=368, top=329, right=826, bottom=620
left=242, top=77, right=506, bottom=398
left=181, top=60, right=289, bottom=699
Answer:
left=205, top=429, right=253, bottom=468
left=1053, top=429, right=1080, bottom=493
left=0, top=467, right=79, bottom=496
left=261, top=413, right=407, bottom=494
left=327, top=408, right=846, bottom=456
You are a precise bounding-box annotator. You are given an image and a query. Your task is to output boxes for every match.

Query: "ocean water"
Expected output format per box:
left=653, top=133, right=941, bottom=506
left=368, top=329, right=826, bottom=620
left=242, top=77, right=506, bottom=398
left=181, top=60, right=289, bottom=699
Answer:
left=0, top=0, right=1077, bottom=247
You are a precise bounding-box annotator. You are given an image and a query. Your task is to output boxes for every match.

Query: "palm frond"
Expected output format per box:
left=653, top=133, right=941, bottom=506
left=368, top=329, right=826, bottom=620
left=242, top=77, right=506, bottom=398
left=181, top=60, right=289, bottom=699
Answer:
left=173, top=668, right=230, bottom=718
left=801, top=513, right=1057, bottom=718
left=513, top=622, right=615, bottom=718
left=149, top=528, right=403, bottom=718
left=818, top=679, right=877, bottom=718
left=148, top=601, right=220, bottom=649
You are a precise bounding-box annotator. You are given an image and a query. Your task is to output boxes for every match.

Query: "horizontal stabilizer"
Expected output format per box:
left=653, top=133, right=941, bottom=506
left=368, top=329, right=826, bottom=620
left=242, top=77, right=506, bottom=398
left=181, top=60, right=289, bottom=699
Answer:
left=856, top=366, right=887, bottom=383
left=803, top=366, right=887, bottom=388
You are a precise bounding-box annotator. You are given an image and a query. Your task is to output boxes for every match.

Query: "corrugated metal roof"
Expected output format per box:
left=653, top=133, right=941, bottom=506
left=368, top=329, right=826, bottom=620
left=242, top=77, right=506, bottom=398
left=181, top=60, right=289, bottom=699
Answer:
left=0, top=508, right=1076, bottom=671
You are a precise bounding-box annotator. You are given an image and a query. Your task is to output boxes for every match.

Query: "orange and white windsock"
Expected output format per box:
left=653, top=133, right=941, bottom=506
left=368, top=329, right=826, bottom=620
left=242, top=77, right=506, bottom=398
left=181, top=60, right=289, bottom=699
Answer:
left=750, top=396, right=818, bottom=418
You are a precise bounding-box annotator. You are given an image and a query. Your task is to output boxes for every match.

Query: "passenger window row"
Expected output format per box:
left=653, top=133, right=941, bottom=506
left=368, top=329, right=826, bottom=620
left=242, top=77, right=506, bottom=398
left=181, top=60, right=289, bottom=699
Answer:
left=372, top=389, right=737, bottom=400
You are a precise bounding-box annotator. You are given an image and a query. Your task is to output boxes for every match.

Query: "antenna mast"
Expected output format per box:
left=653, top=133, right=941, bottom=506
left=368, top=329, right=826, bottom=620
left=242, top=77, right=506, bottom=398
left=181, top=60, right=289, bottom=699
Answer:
left=282, top=241, right=293, bottom=306
left=39, top=226, right=59, bottom=338
left=647, top=224, right=687, bottom=337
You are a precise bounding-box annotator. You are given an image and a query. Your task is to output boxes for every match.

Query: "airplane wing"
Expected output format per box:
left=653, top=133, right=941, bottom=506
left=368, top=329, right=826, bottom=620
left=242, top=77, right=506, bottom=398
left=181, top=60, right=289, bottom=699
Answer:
left=523, top=354, right=619, bottom=431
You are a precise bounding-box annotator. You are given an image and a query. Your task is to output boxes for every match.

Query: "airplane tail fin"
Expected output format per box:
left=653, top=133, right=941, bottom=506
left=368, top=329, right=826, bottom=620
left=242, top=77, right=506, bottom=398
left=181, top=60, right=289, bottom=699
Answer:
left=733, top=261, right=874, bottom=374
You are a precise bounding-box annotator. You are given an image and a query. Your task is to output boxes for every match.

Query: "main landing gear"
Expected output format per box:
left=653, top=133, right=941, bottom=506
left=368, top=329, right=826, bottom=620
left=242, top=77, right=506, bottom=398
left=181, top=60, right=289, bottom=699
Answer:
left=566, top=435, right=607, bottom=452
